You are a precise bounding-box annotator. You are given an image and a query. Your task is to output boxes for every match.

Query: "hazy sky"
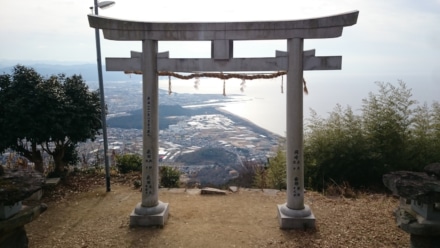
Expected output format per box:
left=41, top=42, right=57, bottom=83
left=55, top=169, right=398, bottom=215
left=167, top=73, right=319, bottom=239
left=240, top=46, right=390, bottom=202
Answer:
left=0, top=0, right=439, bottom=128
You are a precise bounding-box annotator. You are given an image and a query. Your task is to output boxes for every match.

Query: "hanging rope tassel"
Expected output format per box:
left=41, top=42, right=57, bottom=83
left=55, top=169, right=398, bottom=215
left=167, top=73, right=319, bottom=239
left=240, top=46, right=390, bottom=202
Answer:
left=223, top=80, right=226, bottom=96
left=168, top=76, right=172, bottom=95
left=240, top=79, right=246, bottom=93
left=303, top=78, right=308, bottom=95
left=281, top=74, right=284, bottom=94
left=194, top=77, right=200, bottom=90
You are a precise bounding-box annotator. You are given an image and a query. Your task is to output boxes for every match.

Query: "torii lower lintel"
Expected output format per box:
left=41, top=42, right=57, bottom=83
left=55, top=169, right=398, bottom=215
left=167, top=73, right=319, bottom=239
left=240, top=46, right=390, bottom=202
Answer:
left=106, top=49, right=342, bottom=73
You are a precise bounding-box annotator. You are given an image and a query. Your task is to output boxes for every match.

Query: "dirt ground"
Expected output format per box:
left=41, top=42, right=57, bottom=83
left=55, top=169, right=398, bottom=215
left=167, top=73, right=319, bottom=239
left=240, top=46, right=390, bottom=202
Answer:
left=25, top=177, right=409, bottom=248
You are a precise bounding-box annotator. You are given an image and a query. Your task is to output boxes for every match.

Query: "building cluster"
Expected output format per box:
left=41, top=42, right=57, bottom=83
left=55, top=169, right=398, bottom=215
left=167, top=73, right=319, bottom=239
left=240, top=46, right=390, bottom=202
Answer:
left=78, top=113, right=279, bottom=177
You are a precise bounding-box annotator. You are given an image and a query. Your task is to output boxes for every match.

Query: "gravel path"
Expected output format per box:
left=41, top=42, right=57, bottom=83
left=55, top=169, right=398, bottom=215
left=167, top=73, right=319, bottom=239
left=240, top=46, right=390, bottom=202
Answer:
left=26, top=184, right=409, bottom=247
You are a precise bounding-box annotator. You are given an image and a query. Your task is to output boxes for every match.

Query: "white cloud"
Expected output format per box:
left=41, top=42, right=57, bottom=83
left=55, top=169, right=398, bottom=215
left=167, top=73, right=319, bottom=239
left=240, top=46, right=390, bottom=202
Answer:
left=0, top=0, right=439, bottom=75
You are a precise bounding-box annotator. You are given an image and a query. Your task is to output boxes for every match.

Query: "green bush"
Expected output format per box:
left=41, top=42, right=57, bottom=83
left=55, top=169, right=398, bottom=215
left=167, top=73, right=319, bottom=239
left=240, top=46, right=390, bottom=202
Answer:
left=252, top=146, right=286, bottom=190
left=304, top=81, right=440, bottom=190
left=115, top=153, right=142, bottom=174
left=231, top=159, right=262, bottom=188
left=253, top=165, right=268, bottom=189
left=266, top=146, right=287, bottom=190
left=160, top=166, right=180, bottom=188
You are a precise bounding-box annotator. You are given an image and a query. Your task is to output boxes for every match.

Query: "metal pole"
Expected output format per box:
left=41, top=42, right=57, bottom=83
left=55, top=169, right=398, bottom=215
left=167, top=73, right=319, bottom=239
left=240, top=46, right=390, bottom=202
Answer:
left=94, top=0, right=111, bottom=192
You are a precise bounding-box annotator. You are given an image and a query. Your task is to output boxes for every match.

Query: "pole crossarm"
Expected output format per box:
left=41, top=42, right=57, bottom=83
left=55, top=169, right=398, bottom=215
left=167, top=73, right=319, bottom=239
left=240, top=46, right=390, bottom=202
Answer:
left=106, top=49, right=341, bottom=73
left=88, top=11, right=358, bottom=41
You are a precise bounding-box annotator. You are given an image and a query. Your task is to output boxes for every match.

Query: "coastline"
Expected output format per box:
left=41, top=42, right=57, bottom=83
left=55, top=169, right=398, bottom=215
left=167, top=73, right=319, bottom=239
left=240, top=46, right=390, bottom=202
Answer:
left=107, top=102, right=285, bottom=139
left=215, top=107, right=284, bottom=140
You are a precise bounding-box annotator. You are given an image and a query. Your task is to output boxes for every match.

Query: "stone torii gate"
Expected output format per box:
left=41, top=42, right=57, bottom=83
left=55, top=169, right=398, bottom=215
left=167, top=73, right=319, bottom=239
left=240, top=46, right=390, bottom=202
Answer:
left=88, top=11, right=358, bottom=229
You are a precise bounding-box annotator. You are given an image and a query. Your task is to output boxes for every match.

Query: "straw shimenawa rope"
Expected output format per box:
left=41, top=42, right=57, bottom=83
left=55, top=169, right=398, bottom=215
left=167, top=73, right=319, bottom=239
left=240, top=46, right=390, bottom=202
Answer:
left=125, top=70, right=308, bottom=94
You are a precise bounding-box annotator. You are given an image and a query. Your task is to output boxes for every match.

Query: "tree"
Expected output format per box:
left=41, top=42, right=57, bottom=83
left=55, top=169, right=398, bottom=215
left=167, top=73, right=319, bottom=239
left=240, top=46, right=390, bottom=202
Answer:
left=361, top=81, right=417, bottom=173
left=0, top=65, right=102, bottom=174
left=267, top=145, right=287, bottom=190
left=431, top=102, right=440, bottom=162
left=304, top=105, right=368, bottom=189
left=411, top=101, right=440, bottom=165
left=304, top=81, right=438, bottom=190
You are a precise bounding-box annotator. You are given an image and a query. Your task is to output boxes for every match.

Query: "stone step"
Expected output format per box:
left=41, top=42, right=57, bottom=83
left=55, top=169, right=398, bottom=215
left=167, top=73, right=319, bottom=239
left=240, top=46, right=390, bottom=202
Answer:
left=201, top=187, right=227, bottom=195
left=44, top=178, right=60, bottom=187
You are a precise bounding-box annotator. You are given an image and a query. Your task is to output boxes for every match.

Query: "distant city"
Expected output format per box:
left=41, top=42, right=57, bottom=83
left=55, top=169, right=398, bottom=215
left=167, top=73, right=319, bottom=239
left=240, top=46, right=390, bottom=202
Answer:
left=80, top=80, right=282, bottom=185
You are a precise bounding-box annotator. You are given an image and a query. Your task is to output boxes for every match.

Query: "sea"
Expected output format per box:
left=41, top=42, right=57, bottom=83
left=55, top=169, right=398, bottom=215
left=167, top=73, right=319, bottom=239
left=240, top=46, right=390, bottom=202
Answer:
left=156, top=73, right=440, bottom=137
left=157, top=77, right=354, bottom=137
left=156, top=78, right=285, bottom=136
left=89, top=71, right=438, bottom=138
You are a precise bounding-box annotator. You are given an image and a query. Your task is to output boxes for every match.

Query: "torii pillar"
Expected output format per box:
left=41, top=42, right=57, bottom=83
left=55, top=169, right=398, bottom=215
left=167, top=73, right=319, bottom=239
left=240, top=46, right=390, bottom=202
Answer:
left=278, top=38, right=312, bottom=228
left=129, top=39, right=170, bottom=227
left=88, top=11, right=358, bottom=228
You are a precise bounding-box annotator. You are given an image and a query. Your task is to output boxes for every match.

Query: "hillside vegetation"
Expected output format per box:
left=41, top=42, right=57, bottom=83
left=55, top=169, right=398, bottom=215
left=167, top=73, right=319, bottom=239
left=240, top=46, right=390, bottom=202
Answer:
left=303, top=81, right=440, bottom=190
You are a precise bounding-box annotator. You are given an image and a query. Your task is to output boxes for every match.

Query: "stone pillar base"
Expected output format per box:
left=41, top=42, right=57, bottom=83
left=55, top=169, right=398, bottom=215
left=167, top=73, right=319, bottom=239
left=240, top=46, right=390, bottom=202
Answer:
left=130, top=201, right=169, bottom=227
left=277, top=203, right=315, bottom=229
